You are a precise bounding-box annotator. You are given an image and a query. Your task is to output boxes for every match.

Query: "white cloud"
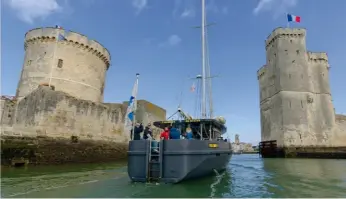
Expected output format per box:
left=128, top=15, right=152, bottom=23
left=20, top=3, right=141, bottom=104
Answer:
left=132, top=0, right=148, bottom=15
left=253, top=0, right=298, bottom=18
left=181, top=8, right=195, bottom=18
left=6, top=0, right=62, bottom=24
left=205, top=0, right=228, bottom=15
left=173, top=0, right=196, bottom=19
left=158, top=35, right=182, bottom=48
left=167, top=35, right=182, bottom=46
left=206, top=0, right=219, bottom=13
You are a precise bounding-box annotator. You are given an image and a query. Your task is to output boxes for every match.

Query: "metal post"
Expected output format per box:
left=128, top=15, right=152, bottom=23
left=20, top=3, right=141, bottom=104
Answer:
left=209, top=124, right=212, bottom=140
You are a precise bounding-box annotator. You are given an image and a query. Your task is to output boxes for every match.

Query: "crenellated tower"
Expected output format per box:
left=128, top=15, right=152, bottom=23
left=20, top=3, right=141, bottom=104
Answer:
left=257, top=27, right=336, bottom=147
left=16, top=27, right=111, bottom=103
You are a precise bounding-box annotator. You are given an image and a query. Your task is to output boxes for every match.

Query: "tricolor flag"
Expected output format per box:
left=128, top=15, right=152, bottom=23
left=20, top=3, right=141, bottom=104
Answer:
left=287, top=14, right=301, bottom=23
left=55, top=25, right=63, bottom=29
left=190, top=82, right=196, bottom=92
left=124, top=74, right=140, bottom=132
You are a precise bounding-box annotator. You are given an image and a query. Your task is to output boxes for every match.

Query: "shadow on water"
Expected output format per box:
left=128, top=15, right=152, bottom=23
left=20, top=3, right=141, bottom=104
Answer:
left=1, top=155, right=346, bottom=198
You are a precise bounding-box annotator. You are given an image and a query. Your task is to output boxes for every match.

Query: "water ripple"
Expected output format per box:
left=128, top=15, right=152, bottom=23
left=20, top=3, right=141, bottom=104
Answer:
left=2, top=155, right=346, bottom=198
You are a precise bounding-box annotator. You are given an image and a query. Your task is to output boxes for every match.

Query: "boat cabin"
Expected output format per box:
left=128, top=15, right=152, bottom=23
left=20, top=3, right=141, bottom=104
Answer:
left=153, top=119, right=227, bottom=141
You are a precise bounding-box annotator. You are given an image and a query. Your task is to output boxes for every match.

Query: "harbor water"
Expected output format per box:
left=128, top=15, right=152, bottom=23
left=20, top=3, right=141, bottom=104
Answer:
left=1, top=154, right=346, bottom=198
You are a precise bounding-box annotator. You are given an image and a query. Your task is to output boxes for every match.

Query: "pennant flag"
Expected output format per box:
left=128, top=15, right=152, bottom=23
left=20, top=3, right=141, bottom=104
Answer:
left=190, top=82, right=196, bottom=92
left=287, top=14, right=301, bottom=23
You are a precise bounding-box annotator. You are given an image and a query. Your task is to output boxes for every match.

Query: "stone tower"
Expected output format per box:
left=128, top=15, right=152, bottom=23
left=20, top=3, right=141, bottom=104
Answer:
left=257, top=28, right=336, bottom=147
left=16, top=27, right=111, bottom=103
left=235, top=134, right=240, bottom=144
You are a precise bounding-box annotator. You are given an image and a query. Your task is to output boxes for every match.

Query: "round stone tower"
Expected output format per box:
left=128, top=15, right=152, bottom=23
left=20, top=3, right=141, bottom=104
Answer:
left=16, top=27, right=111, bottom=103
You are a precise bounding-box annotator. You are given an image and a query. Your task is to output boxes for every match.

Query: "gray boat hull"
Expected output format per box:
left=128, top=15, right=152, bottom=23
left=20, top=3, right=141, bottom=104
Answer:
left=127, top=139, right=232, bottom=183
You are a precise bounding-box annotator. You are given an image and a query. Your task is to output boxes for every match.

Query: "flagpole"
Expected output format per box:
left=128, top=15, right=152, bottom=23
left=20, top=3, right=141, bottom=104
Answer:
left=286, top=13, right=290, bottom=28
left=48, top=29, right=60, bottom=88
left=131, top=73, right=140, bottom=140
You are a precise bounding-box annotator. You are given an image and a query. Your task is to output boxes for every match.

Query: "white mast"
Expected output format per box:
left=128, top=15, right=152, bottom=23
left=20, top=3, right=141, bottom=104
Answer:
left=201, top=0, right=207, bottom=119
left=204, top=4, right=213, bottom=119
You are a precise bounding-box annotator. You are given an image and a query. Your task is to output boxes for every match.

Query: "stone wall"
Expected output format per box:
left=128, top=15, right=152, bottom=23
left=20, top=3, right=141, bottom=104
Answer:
left=335, top=114, right=346, bottom=145
left=136, top=100, right=166, bottom=139
left=1, top=86, right=166, bottom=165
left=12, top=86, right=127, bottom=142
left=0, top=97, right=16, bottom=126
left=1, top=136, right=128, bottom=165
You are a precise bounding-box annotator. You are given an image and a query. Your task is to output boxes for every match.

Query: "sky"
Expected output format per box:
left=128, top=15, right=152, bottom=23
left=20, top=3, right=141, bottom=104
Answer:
left=1, top=0, right=346, bottom=144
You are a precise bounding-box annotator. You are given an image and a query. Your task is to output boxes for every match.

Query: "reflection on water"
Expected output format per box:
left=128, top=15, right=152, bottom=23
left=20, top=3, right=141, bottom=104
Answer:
left=262, top=158, right=346, bottom=198
left=1, top=155, right=346, bottom=198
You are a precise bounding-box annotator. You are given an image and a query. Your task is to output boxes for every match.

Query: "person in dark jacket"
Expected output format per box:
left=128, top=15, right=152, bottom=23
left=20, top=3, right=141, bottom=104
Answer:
left=131, top=122, right=143, bottom=140
left=143, top=123, right=153, bottom=140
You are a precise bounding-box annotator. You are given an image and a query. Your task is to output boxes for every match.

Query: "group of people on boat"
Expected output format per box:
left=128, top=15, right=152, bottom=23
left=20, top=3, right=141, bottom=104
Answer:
left=159, top=126, right=193, bottom=140
left=130, top=122, right=153, bottom=140
left=130, top=122, right=194, bottom=141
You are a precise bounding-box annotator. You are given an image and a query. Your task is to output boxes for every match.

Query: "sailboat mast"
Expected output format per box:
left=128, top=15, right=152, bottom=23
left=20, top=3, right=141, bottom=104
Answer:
left=204, top=5, right=213, bottom=119
left=201, top=0, right=207, bottom=119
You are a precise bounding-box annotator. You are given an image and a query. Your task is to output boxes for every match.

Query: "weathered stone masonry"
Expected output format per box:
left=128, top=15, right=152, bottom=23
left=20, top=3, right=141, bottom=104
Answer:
left=1, top=27, right=166, bottom=166
left=257, top=27, right=346, bottom=155
left=17, top=27, right=110, bottom=103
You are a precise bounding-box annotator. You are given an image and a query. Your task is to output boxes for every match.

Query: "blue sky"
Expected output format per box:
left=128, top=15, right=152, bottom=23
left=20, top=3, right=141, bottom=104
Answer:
left=1, top=0, right=346, bottom=144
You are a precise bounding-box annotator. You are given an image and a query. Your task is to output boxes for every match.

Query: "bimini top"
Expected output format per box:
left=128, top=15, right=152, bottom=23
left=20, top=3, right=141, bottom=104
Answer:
left=153, top=119, right=227, bottom=134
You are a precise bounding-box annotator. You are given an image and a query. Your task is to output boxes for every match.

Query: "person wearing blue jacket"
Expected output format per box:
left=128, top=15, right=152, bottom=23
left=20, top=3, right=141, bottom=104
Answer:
left=169, top=126, right=181, bottom=139
left=185, top=127, right=193, bottom=140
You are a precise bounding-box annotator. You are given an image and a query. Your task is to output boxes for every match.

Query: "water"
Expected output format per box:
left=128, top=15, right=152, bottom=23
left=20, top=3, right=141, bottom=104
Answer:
left=1, top=154, right=346, bottom=198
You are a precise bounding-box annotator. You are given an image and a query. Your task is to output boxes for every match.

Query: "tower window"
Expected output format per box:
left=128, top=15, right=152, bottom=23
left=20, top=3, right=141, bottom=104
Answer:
left=296, top=50, right=300, bottom=55
left=57, top=59, right=63, bottom=68
left=27, top=60, right=32, bottom=65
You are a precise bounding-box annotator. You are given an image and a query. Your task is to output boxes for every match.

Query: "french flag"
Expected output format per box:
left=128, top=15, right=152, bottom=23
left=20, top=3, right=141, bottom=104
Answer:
left=287, top=14, right=301, bottom=23
left=190, top=82, right=196, bottom=92
left=55, top=25, right=63, bottom=29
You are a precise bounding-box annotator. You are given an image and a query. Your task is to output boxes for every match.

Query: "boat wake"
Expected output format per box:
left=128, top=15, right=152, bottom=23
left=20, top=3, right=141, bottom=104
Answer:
left=209, top=169, right=226, bottom=198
